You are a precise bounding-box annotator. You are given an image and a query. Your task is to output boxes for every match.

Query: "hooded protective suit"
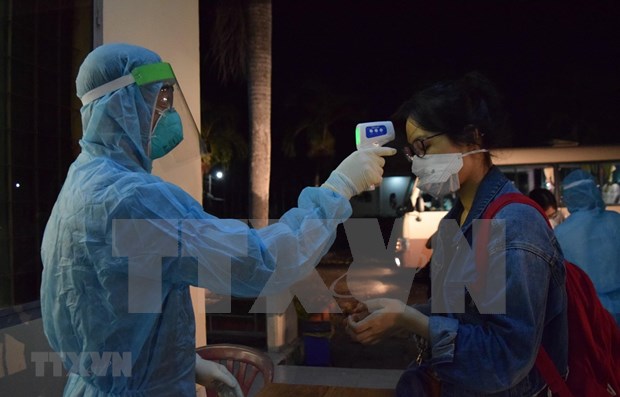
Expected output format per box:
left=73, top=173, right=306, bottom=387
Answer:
left=40, top=44, right=351, bottom=396
left=554, top=169, right=620, bottom=324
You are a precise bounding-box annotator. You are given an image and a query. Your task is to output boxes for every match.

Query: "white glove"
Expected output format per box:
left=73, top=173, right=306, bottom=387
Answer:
left=321, top=147, right=397, bottom=199
left=195, top=355, right=243, bottom=397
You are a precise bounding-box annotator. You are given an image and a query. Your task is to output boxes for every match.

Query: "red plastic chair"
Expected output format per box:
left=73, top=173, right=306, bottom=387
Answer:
left=196, top=343, right=274, bottom=397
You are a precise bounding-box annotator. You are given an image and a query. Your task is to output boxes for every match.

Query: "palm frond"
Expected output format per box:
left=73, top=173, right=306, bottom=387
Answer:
left=209, top=0, right=248, bottom=83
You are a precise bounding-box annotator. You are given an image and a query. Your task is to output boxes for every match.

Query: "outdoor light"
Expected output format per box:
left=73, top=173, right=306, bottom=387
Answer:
left=15, top=183, right=20, bottom=188
left=206, top=171, right=225, bottom=202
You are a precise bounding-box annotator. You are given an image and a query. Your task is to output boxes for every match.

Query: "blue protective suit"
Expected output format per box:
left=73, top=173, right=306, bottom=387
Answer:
left=40, top=44, right=351, bottom=396
left=554, top=169, right=620, bottom=324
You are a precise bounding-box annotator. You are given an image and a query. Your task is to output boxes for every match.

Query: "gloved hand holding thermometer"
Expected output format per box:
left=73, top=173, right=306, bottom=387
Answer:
left=355, top=121, right=396, bottom=190
left=321, top=121, right=396, bottom=199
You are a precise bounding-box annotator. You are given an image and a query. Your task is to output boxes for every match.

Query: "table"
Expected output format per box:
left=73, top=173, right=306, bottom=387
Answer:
left=273, top=365, right=402, bottom=389
left=255, top=383, right=395, bottom=397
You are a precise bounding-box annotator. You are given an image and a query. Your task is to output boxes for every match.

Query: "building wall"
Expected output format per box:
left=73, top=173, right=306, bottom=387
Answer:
left=101, top=0, right=206, bottom=347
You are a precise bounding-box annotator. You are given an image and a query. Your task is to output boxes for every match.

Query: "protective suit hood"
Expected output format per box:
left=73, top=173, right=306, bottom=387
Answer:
left=561, top=169, right=605, bottom=213
left=76, top=43, right=161, bottom=173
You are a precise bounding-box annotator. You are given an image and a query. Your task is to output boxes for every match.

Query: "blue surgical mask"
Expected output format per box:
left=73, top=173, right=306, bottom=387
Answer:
left=149, top=108, right=183, bottom=160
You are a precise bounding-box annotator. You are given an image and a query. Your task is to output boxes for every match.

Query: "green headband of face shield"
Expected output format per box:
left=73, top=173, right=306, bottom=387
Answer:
left=80, top=62, right=176, bottom=105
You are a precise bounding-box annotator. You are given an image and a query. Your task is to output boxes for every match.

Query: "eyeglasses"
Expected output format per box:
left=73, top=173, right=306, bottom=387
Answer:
left=151, top=85, right=174, bottom=131
left=154, top=85, right=174, bottom=114
left=403, top=132, right=445, bottom=161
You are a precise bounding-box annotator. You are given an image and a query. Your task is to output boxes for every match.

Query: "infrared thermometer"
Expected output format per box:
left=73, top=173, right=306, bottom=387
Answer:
left=355, top=121, right=395, bottom=149
left=355, top=121, right=395, bottom=190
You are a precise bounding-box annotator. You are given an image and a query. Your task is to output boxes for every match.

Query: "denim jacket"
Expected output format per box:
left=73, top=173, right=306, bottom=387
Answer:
left=414, top=166, right=568, bottom=396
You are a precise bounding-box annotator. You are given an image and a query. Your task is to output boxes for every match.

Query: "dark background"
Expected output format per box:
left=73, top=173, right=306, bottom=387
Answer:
left=201, top=0, right=620, bottom=217
left=272, top=1, right=620, bottom=143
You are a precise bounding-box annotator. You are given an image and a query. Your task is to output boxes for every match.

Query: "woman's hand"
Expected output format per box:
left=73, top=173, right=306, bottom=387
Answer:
left=195, top=354, right=243, bottom=397
left=346, top=298, right=430, bottom=345
left=347, top=301, right=371, bottom=322
left=345, top=298, right=408, bottom=345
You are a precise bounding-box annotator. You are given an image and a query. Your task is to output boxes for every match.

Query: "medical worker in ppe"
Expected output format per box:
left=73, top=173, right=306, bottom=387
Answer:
left=554, top=169, right=620, bottom=324
left=40, top=43, right=395, bottom=397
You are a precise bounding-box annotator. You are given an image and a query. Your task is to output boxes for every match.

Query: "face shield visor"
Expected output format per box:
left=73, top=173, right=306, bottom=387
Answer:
left=80, top=62, right=204, bottom=168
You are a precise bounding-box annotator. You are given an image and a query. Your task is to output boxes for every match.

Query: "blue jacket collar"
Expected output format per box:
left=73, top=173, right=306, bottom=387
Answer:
left=445, top=166, right=512, bottom=230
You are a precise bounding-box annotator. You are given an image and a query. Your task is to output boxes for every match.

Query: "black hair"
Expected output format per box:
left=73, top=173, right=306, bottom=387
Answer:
left=396, top=72, right=505, bottom=151
left=528, top=188, right=558, bottom=211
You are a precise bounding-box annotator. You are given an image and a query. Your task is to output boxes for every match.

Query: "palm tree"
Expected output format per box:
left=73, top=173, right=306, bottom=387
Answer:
left=281, top=80, right=356, bottom=186
left=246, top=0, right=272, bottom=228
left=208, top=0, right=272, bottom=228
left=201, top=100, right=249, bottom=171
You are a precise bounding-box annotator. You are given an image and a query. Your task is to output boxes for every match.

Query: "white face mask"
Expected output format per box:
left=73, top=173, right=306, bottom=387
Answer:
left=548, top=210, right=565, bottom=229
left=410, top=149, right=488, bottom=198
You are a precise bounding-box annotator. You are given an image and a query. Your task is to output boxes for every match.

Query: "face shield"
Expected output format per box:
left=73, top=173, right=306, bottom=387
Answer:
left=80, top=62, right=204, bottom=168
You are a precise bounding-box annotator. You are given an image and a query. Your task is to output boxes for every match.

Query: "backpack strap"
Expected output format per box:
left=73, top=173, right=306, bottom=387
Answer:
left=535, top=347, right=574, bottom=397
left=481, top=192, right=574, bottom=397
left=473, top=193, right=551, bottom=295
left=481, top=193, right=551, bottom=227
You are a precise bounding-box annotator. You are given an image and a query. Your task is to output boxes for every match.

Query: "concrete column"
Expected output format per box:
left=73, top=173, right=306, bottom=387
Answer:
left=101, top=0, right=205, bottom=347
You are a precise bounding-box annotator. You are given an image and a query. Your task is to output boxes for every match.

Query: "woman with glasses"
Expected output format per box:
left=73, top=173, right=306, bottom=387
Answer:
left=347, top=72, right=568, bottom=397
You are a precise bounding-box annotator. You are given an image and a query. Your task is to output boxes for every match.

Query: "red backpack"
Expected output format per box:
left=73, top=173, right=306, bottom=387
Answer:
left=482, top=193, right=620, bottom=397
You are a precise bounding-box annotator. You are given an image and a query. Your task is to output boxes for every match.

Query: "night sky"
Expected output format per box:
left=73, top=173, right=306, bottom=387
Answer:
left=200, top=1, right=620, bottom=215
left=271, top=1, right=620, bottom=143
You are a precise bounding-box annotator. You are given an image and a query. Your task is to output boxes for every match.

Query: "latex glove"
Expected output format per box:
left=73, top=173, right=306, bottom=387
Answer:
left=322, top=147, right=397, bottom=199
left=345, top=298, right=409, bottom=345
left=195, top=354, right=243, bottom=397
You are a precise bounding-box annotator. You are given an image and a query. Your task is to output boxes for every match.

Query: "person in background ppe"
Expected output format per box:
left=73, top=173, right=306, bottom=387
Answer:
left=602, top=168, right=620, bottom=205
left=345, top=72, right=568, bottom=396
left=528, top=187, right=565, bottom=228
left=554, top=169, right=620, bottom=324
left=40, top=43, right=395, bottom=397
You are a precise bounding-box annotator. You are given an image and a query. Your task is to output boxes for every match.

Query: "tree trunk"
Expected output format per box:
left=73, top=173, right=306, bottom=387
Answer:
left=247, top=0, right=272, bottom=228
